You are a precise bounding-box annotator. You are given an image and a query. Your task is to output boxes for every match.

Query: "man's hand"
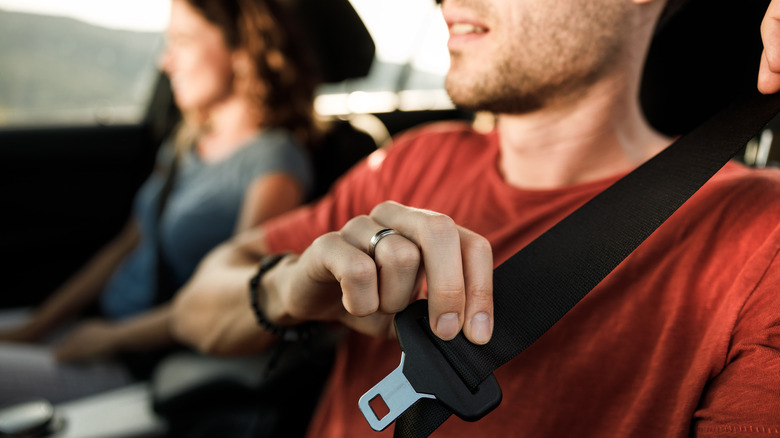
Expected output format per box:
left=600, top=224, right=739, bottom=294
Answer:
left=264, top=201, right=495, bottom=345
left=759, top=0, right=780, bottom=93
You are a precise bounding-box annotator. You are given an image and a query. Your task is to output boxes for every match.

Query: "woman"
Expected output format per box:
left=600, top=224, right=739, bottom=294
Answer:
left=0, top=0, right=319, bottom=405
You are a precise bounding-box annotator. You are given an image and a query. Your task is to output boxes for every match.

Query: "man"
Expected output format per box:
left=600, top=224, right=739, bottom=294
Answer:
left=172, top=0, right=780, bottom=436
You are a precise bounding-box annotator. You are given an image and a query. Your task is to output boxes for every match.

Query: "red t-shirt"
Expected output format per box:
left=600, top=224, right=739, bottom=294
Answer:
left=263, top=122, right=780, bottom=437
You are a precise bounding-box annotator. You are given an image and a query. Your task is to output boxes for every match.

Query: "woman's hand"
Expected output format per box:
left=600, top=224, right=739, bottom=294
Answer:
left=54, top=319, right=120, bottom=362
left=0, top=325, right=40, bottom=344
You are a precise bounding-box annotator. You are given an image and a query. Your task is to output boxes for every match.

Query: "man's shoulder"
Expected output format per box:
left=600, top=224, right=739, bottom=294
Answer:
left=711, top=162, right=780, bottom=202
left=698, top=162, right=780, bottom=235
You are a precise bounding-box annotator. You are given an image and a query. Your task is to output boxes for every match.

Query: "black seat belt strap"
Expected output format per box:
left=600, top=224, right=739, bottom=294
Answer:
left=358, top=90, right=780, bottom=437
left=154, top=147, right=180, bottom=305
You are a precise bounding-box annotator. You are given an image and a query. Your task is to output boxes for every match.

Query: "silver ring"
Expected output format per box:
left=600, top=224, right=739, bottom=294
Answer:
left=368, top=228, right=398, bottom=258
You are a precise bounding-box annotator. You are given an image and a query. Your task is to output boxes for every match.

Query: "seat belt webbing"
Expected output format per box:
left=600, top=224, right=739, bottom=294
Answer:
left=392, top=90, right=780, bottom=438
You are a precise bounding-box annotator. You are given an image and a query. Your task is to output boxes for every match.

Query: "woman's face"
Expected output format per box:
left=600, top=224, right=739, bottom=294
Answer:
left=161, top=0, right=235, bottom=113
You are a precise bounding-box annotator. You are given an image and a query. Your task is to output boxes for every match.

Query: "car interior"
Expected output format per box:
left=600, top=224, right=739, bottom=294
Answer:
left=0, top=0, right=777, bottom=436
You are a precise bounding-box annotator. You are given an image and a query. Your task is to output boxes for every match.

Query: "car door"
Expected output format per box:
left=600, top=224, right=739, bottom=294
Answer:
left=0, top=3, right=177, bottom=309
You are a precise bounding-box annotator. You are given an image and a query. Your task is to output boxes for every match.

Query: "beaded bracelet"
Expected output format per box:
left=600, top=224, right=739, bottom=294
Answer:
left=248, top=253, right=313, bottom=342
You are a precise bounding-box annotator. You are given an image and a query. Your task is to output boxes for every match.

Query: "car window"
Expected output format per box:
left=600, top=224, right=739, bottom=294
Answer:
left=0, top=0, right=169, bottom=127
left=316, top=0, right=452, bottom=116
left=0, top=0, right=448, bottom=127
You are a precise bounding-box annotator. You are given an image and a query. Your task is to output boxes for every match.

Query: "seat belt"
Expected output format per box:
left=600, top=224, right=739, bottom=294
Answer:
left=154, top=146, right=180, bottom=305
left=356, top=90, right=780, bottom=437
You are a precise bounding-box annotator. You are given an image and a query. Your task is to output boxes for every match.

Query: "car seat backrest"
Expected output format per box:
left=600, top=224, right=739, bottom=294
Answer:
left=641, top=0, right=769, bottom=136
left=281, top=0, right=375, bottom=84
left=309, top=119, right=379, bottom=202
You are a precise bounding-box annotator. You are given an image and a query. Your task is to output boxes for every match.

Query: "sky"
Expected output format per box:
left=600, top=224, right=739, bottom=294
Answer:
left=0, top=0, right=449, bottom=72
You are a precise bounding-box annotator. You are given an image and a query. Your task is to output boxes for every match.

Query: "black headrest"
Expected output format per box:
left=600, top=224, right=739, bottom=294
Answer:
left=281, top=0, right=375, bottom=84
left=642, top=0, right=770, bottom=136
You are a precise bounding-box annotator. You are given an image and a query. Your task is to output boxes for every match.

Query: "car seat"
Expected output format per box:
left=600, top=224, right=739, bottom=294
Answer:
left=146, top=1, right=377, bottom=437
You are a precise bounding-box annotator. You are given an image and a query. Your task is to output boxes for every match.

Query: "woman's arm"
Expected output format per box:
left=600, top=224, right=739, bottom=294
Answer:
left=235, top=173, right=306, bottom=233
left=164, top=173, right=307, bottom=354
left=54, top=304, right=176, bottom=362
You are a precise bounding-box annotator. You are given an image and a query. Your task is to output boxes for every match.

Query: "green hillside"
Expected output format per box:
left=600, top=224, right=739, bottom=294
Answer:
left=0, top=9, right=162, bottom=124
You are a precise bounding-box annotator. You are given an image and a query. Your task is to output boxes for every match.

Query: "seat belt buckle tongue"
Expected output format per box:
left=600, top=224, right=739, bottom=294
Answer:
left=358, top=300, right=502, bottom=431
left=358, top=352, right=435, bottom=431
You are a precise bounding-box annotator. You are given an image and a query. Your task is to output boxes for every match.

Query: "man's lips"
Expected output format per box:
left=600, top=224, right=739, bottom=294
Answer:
left=447, top=21, right=489, bottom=50
left=449, top=22, right=488, bottom=35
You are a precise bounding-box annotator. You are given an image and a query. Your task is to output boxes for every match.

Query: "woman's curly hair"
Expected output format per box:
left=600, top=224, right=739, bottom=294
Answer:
left=185, top=0, right=322, bottom=148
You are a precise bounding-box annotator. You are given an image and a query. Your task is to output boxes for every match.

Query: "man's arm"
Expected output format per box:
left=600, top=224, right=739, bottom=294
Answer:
left=692, top=238, right=780, bottom=434
left=171, top=201, right=496, bottom=356
left=172, top=237, right=278, bottom=355
left=234, top=173, right=307, bottom=233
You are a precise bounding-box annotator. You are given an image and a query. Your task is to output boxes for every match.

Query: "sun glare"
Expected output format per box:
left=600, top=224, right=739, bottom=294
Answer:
left=0, top=0, right=170, bottom=32
left=349, top=0, right=448, bottom=73
left=0, top=0, right=449, bottom=73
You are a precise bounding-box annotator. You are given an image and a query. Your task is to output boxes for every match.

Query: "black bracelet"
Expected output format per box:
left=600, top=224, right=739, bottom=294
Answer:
left=248, top=253, right=313, bottom=342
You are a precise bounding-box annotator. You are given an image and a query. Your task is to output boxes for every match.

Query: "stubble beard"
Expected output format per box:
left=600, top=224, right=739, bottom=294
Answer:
left=445, top=3, right=629, bottom=115
left=446, top=52, right=549, bottom=114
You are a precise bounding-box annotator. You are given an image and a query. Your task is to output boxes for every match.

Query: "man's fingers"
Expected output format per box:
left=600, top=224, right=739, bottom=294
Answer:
left=340, top=215, right=422, bottom=314
left=341, top=312, right=397, bottom=339
left=759, top=49, right=780, bottom=94
left=459, top=228, right=494, bottom=345
left=760, top=0, right=780, bottom=93
left=416, top=214, right=466, bottom=340
left=321, top=201, right=494, bottom=344
left=763, top=0, right=780, bottom=68
left=306, top=232, right=379, bottom=317
left=374, top=236, right=422, bottom=313
left=371, top=202, right=466, bottom=340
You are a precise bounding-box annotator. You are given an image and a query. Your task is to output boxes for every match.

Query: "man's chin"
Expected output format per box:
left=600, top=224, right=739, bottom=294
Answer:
left=445, top=86, right=542, bottom=115
left=444, top=77, right=484, bottom=111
